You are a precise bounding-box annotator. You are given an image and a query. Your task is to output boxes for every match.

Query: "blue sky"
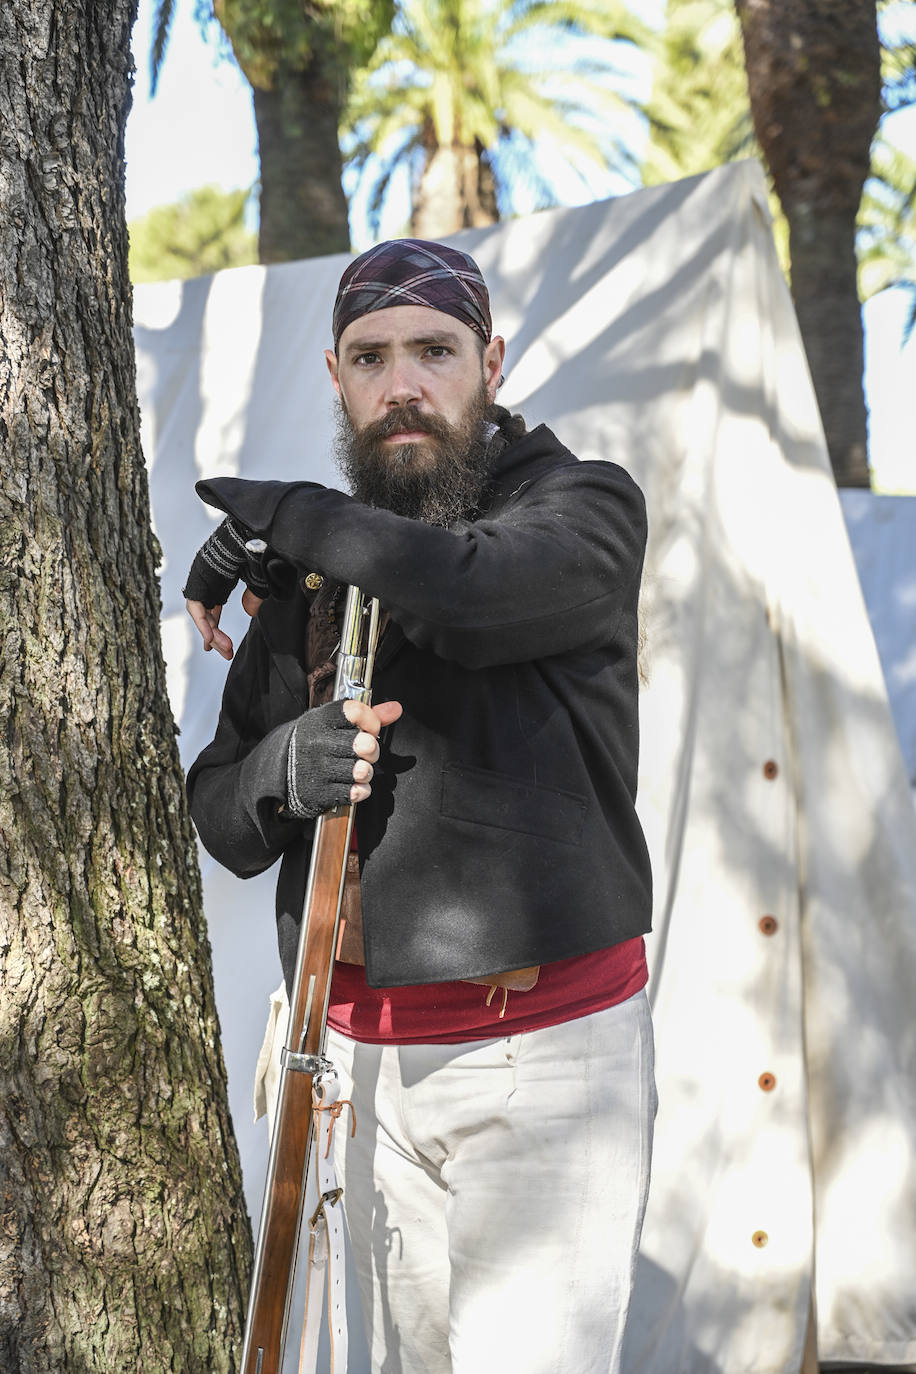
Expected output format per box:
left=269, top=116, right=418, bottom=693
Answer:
left=124, top=0, right=915, bottom=492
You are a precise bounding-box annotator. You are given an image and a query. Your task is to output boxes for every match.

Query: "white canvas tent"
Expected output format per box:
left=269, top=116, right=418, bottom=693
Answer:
left=841, top=490, right=916, bottom=792
left=135, top=160, right=916, bottom=1372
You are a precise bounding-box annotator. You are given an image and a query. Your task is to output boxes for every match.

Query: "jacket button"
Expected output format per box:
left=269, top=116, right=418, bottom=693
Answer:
left=763, top=760, right=779, bottom=779
left=305, top=572, right=324, bottom=590
left=758, top=1072, right=776, bottom=1092
left=759, top=915, right=778, bottom=935
left=752, top=1230, right=769, bottom=1248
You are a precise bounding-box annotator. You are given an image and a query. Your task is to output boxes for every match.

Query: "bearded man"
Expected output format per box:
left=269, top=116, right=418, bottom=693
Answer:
left=183, top=239, right=656, bottom=1374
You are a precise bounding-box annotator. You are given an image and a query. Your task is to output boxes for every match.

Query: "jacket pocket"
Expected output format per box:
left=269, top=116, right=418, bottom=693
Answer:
left=440, top=762, right=586, bottom=846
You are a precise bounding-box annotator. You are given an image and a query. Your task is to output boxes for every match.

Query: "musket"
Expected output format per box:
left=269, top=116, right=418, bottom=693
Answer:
left=240, top=583, right=381, bottom=1374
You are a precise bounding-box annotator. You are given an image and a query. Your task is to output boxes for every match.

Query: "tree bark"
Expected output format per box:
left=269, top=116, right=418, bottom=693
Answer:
left=735, top=0, right=881, bottom=487
left=476, top=141, right=500, bottom=226
left=0, top=4, right=252, bottom=1369
left=412, top=142, right=499, bottom=238
left=253, top=52, right=351, bottom=263
left=412, top=144, right=464, bottom=237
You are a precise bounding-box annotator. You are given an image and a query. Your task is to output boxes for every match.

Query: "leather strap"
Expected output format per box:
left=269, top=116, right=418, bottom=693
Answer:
left=298, top=1071, right=355, bottom=1374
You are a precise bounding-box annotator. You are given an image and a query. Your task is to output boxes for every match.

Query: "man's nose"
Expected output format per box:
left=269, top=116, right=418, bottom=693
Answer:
left=384, top=361, right=421, bottom=407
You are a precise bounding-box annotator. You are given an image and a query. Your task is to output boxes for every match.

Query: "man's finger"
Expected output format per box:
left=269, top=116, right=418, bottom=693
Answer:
left=352, top=730, right=380, bottom=763
left=342, top=699, right=403, bottom=735
left=374, top=700, right=403, bottom=727
left=241, top=588, right=264, bottom=618
left=210, top=630, right=234, bottom=660
left=342, top=699, right=378, bottom=734
left=186, top=599, right=235, bottom=660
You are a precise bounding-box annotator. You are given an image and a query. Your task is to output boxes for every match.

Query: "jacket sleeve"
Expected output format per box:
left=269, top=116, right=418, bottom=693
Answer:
left=194, top=457, right=646, bottom=670
left=186, top=618, right=311, bottom=877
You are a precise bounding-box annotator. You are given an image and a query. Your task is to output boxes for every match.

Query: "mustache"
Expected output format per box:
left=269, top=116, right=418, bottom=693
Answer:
left=334, top=387, right=494, bottom=525
left=357, top=406, right=453, bottom=444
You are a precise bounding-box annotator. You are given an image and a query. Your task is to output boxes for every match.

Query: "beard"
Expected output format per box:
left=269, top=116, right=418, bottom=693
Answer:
left=334, top=383, right=494, bottom=526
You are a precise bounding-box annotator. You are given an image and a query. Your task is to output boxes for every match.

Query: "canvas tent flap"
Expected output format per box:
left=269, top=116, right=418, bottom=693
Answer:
left=136, top=160, right=916, bottom=1372
left=840, top=489, right=916, bottom=790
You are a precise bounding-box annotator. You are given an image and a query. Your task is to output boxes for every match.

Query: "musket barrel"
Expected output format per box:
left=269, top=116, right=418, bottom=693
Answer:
left=239, top=585, right=381, bottom=1374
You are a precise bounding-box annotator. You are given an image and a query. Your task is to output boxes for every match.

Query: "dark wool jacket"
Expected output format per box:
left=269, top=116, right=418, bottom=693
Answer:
left=186, top=424, right=653, bottom=990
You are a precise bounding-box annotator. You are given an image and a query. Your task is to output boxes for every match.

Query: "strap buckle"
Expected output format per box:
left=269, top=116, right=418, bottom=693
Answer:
left=309, top=1186, right=343, bottom=1229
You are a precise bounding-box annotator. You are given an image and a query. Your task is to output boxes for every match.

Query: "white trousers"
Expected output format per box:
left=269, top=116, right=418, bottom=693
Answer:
left=326, top=989, right=656, bottom=1374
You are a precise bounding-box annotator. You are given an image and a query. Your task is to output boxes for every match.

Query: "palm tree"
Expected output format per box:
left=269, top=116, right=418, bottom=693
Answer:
left=641, top=0, right=754, bottom=186
left=643, top=0, right=912, bottom=484
left=879, top=0, right=916, bottom=114
left=640, top=0, right=791, bottom=270
left=862, top=1, right=916, bottom=341
left=735, top=0, right=883, bottom=488
left=342, top=0, right=652, bottom=239
left=151, top=0, right=394, bottom=261
left=859, top=139, right=916, bottom=343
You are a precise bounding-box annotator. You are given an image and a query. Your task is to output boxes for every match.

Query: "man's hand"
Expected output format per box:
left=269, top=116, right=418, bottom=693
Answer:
left=287, top=699, right=403, bottom=817
left=343, top=699, right=403, bottom=803
left=186, top=599, right=236, bottom=660
left=183, top=516, right=267, bottom=606
left=185, top=586, right=265, bottom=660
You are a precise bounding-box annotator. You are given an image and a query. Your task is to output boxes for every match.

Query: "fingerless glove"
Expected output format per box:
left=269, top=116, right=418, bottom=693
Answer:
left=183, top=517, right=268, bottom=608
left=286, top=700, right=359, bottom=819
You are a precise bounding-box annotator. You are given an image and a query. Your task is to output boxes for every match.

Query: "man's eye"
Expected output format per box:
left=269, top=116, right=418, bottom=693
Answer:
left=355, top=352, right=381, bottom=366
left=425, top=346, right=451, bottom=358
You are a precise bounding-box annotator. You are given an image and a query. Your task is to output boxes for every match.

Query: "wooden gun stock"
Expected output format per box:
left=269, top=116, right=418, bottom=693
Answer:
left=240, top=586, right=380, bottom=1374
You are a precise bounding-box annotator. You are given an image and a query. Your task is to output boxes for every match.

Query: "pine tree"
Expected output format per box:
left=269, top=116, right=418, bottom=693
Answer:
left=0, top=4, right=252, bottom=1366
left=129, top=184, right=258, bottom=282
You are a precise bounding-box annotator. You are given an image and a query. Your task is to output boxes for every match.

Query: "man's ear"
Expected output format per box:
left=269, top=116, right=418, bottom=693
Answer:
left=325, top=348, right=342, bottom=395
left=483, top=336, right=506, bottom=402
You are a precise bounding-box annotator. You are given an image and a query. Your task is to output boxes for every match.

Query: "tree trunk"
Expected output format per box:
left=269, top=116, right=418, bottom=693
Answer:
left=735, top=0, right=881, bottom=487
left=253, top=52, right=351, bottom=263
left=476, top=141, right=500, bottom=226
left=412, top=145, right=466, bottom=237
left=412, top=143, right=500, bottom=238
left=0, top=5, right=252, bottom=1369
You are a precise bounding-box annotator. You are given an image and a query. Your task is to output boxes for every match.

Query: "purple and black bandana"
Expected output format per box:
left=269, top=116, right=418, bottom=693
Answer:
left=332, top=239, right=492, bottom=348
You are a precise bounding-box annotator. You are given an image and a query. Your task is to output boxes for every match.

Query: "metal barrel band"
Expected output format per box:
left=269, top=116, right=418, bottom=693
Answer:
left=280, top=1047, right=330, bottom=1075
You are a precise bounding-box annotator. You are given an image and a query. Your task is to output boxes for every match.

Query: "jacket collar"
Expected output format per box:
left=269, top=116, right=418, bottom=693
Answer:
left=483, top=424, right=571, bottom=512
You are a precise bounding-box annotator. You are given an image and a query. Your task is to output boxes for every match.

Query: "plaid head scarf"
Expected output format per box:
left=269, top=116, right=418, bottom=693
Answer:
left=332, top=239, right=492, bottom=348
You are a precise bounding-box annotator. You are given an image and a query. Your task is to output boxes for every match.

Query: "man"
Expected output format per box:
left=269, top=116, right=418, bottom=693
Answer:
left=183, top=238, right=655, bottom=1374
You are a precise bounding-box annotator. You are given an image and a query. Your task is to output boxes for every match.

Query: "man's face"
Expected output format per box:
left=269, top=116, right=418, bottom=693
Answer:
left=326, top=305, right=506, bottom=523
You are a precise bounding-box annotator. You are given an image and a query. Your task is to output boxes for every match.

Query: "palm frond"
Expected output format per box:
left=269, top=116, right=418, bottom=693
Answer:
left=504, top=0, right=654, bottom=51
left=341, top=0, right=649, bottom=234
left=857, top=129, right=916, bottom=331
left=878, top=0, right=916, bottom=112
left=150, top=0, right=177, bottom=96
left=903, top=284, right=916, bottom=344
